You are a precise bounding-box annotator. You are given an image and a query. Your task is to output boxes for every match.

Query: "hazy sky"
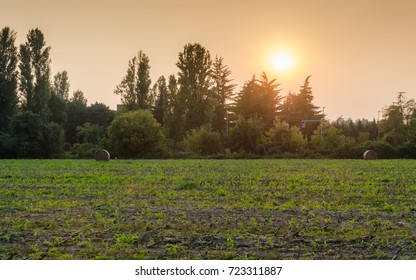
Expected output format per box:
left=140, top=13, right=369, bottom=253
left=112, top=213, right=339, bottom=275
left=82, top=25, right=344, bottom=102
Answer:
left=1, top=0, right=415, bottom=120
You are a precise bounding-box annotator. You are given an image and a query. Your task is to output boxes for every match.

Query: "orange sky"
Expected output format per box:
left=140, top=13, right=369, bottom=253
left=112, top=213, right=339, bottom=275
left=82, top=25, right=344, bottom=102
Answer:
left=1, top=0, right=416, bottom=120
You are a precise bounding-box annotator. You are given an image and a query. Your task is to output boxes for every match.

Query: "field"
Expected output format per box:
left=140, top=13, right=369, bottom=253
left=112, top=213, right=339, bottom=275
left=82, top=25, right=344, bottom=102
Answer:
left=1, top=159, right=416, bottom=260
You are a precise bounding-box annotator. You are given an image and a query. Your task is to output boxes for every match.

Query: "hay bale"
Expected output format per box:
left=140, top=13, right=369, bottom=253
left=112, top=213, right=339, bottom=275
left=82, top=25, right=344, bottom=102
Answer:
left=363, top=150, right=377, bottom=160
left=95, top=149, right=110, bottom=161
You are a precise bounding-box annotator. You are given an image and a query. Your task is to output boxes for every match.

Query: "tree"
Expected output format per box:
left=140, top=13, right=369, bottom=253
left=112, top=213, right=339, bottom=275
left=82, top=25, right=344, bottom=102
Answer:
left=65, top=90, right=88, bottom=144
left=211, top=56, right=236, bottom=133
left=265, top=118, right=307, bottom=154
left=310, top=122, right=345, bottom=151
left=379, top=92, right=415, bottom=147
left=19, top=28, right=52, bottom=119
left=280, top=76, right=321, bottom=138
left=86, top=102, right=115, bottom=127
left=257, top=73, right=282, bottom=128
left=152, top=76, right=168, bottom=125
left=0, top=27, right=18, bottom=132
left=9, top=111, right=63, bottom=158
left=108, top=110, right=167, bottom=158
left=233, top=73, right=281, bottom=129
left=183, top=124, right=223, bottom=156
left=76, top=122, right=105, bottom=144
left=177, top=43, right=213, bottom=133
left=51, top=71, right=70, bottom=101
left=164, top=74, right=184, bottom=141
left=114, top=51, right=152, bottom=111
left=228, top=115, right=266, bottom=154
left=49, top=71, right=70, bottom=125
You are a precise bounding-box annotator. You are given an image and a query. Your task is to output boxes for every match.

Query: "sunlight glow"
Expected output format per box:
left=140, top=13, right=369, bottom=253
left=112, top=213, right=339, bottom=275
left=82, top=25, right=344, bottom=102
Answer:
left=271, top=52, right=293, bottom=72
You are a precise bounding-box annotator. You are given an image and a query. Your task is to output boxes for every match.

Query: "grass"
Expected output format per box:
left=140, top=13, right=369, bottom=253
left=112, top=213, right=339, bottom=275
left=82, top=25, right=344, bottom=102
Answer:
left=1, top=159, right=416, bottom=259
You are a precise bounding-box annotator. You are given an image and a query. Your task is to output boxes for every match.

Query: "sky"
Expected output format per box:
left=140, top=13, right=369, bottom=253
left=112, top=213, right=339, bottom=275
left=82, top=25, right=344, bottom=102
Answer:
left=1, top=0, right=416, bottom=121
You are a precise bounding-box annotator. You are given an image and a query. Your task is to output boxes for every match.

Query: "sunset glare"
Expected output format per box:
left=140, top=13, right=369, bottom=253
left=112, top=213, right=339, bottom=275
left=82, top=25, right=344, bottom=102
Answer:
left=271, top=52, right=293, bottom=72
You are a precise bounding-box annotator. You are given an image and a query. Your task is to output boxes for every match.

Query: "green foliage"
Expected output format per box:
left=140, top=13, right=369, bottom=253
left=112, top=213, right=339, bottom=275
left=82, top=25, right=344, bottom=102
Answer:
left=310, top=122, right=346, bottom=151
left=86, top=102, right=115, bottom=127
left=163, top=75, right=183, bottom=141
left=358, top=141, right=397, bottom=159
left=114, top=51, right=152, bottom=111
left=264, top=118, right=307, bottom=154
left=76, top=122, right=105, bottom=144
left=211, top=56, right=236, bottom=133
left=41, top=121, right=65, bottom=158
left=51, top=71, right=70, bottom=101
left=19, top=28, right=51, bottom=119
left=72, top=143, right=96, bottom=158
left=9, top=111, right=64, bottom=158
left=177, top=43, right=213, bottom=134
left=65, top=91, right=87, bottom=144
left=233, top=73, right=281, bottom=129
left=108, top=110, right=167, bottom=158
left=228, top=115, right=266, bottom=154
left=0, top=27, right=19, bottom=132
left=279, top=76, right=321, bottom=138
left=0, top=132, right=19, bottom=158
left=48, top=90, right=67, bottom=125
left=152, top=76, right=168, bottom=125
left=183, top=124, right=223, bottom=156
left=397, top=142, right=416, bottom=159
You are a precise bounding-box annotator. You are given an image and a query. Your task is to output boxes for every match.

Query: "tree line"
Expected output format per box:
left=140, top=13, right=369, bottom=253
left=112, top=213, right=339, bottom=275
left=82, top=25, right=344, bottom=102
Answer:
left=1, top=26, right=416, bottom=159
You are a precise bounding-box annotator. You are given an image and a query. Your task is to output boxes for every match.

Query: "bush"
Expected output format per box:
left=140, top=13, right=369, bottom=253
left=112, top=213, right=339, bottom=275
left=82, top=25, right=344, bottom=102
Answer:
left=264, top=118, right=307, bottom=155
left=332, top=143, right=361, bottom=159
left=0, top=132, right=19, bottom=158
left=9, top=112, right=64, bottom=158
left=183, top=124, right=223, bottom=156
left=358, top=141, right=397, bottom=159
left=228, top=116, right=266, bottom=154
left=397, top=142, right=416, bottom=158
left=107, top=110, right=167, bottom=158
left=72, top=143, right=97, bottom=158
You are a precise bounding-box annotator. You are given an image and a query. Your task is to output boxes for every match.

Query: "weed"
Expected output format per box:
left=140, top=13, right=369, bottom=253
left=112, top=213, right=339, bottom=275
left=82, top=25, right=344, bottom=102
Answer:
left=217, top=188, right=227, bottom=196
left=226, top=236, right=235, bottom=248
left=115, top=234, right=139, bottom=245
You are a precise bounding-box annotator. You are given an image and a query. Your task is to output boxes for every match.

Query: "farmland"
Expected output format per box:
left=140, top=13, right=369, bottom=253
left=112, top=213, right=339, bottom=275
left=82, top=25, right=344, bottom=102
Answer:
left=1, top=159, right=416, bottom=260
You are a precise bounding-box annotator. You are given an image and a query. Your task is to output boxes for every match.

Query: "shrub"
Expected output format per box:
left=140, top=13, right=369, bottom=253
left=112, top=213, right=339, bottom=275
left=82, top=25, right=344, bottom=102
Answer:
left=9, top=112, right=64, bottom=158
left=107, top=110, right=167, bottom=158
left=358, top=141, right=397, bottom=159
left=228, top=116, right=266, bottom=154
left=264, top=118, right=307, bottom=155
left=73, top=143, right=97, bottom=158
left=397, top=142, right=416, bottom=158
left=183, top=124, right=223, bottom=156
left=0, top=132, right=19, bottom=158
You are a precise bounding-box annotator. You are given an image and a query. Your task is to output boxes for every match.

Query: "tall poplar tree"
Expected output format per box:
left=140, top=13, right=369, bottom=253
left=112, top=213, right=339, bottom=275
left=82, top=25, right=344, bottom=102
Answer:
left=165, top=74, right=184, bottom=141
left=176, top=43, right=213, bottom=134
left=0, top=27, right=18, bottom=132
left=114, top=51, right=152, bottom=111
left=49, top=71, right=70, bottom=125
left=152, top=75, right=168, bottom=125
left=19, top=28, right=52, bottom=119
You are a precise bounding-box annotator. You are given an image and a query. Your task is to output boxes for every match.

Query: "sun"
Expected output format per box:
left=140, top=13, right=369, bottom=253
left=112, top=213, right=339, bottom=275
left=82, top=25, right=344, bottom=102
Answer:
left=271, top=52, right=293, bottom=72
